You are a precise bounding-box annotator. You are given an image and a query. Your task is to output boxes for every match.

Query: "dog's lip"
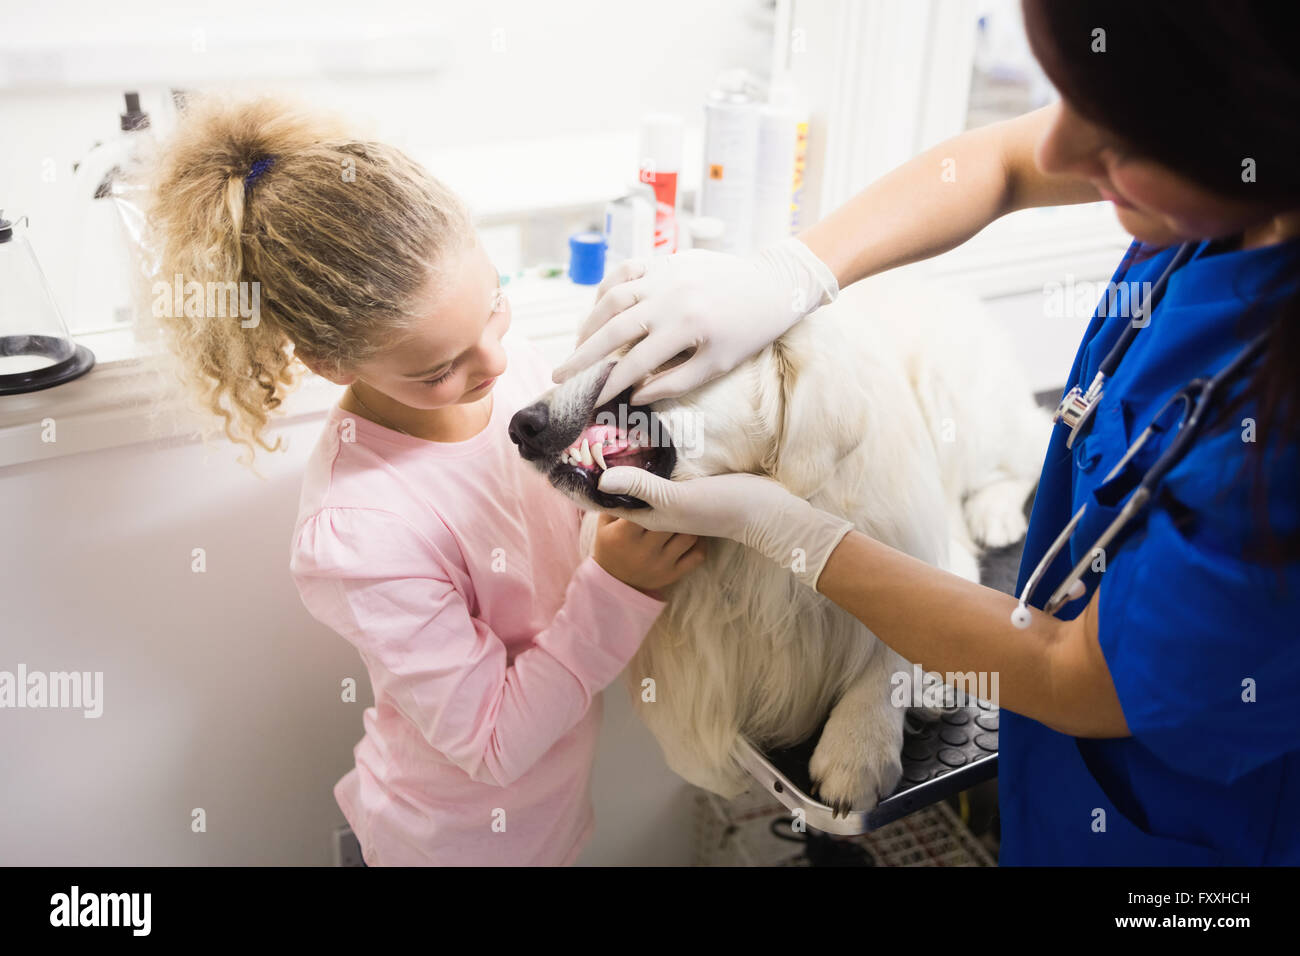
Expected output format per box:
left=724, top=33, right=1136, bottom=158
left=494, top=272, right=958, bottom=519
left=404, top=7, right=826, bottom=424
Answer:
left=549, top=461, right=650, bottom=510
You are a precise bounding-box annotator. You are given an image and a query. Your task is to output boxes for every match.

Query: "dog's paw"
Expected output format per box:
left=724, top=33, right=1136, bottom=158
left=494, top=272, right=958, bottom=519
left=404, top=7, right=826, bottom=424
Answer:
left=963, top=479, right=1032, bottom=549
left=908, top=703, right=948, bottom=724
left=808, top=712, right=904, bottom=817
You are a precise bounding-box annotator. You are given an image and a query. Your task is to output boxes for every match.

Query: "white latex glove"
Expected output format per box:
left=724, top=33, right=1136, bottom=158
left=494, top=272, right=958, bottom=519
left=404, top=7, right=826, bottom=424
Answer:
left=595, top=466, right=854, bottom=590
left=552, top=236, right=840, bottom=407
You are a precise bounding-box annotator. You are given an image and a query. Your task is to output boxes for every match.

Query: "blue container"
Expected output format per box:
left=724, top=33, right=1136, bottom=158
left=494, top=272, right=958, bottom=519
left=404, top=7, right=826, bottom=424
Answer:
left=567, top=231, right=607, bottom=285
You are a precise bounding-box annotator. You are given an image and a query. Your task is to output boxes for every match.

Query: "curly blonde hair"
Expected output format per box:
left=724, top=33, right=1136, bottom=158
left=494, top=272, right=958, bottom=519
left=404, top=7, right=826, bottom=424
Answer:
left=143, top=93, right=473, bottom=461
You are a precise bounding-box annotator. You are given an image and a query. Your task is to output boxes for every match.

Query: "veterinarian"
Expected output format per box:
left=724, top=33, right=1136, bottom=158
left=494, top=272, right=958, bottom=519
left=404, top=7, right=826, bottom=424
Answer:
left=553, top=0, right=1300, bottom=865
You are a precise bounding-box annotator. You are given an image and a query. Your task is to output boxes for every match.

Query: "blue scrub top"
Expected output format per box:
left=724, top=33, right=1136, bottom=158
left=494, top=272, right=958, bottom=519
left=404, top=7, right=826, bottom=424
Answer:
left=1001, top=236, right=1300, bottom=865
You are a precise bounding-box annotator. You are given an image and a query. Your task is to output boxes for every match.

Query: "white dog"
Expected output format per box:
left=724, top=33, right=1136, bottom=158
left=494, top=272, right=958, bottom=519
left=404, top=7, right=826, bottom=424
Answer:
left=509, top=275, right=1048, bottom=813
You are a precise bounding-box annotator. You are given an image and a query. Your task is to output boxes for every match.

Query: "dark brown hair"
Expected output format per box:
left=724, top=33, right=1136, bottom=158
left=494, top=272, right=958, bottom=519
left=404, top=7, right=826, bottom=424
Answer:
left=1023, top=0, right=1300, bottom=559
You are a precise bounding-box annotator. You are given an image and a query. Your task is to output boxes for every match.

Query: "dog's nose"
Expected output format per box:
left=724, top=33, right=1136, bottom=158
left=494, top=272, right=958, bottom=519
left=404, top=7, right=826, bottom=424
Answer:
left=508, top=402, right=550, bottom=459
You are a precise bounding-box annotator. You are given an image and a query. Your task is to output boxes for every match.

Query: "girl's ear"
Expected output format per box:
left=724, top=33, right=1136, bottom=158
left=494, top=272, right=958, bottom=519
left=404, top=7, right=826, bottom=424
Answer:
left=297, top=350, right=356, bottom=386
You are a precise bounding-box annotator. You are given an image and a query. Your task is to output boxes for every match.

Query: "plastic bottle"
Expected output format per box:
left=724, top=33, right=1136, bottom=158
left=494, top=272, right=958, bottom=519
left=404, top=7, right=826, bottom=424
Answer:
left=686, top=216, right=727, bottom=252
left=638, top=113, right=683, bottom=255
left=69, top=92, right=158, bottom=335
left=604, top=181, right=656, bottom=265
left=753, top=83, right=809, bottom=249
left=699, top=69, right=762, bottom=256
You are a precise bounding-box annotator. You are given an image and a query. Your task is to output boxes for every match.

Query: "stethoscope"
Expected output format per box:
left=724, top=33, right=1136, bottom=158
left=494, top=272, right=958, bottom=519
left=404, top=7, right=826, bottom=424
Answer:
left=1012, top=241, right=1273, bottom=628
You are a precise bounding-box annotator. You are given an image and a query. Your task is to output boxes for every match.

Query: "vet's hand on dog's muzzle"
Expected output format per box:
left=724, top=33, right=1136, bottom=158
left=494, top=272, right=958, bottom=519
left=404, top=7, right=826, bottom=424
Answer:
left=552, top=237, right=840, bottom=408
left=597, top=466, right=855, bottom=590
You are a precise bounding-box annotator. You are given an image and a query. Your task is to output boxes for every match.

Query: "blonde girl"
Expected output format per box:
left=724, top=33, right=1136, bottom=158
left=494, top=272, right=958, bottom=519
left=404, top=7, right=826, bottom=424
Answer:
left=145, top=95, right=705, bottom=866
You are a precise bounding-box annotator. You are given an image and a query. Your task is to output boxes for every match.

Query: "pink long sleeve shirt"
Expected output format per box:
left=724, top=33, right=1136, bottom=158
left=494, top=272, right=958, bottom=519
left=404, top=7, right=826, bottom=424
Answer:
left=289, top=334, right=665, bottom=866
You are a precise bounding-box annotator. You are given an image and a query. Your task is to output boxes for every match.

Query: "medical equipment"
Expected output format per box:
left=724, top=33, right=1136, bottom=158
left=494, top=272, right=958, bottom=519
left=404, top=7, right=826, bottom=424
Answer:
left=604, top=181, right=656, bottom=264
left=737, top=700, right=999, bottom=836
left=1052, top=241, right=1196, bottom=449
left=700, top=70, right=762, bottom=256
left=1013, top=240, right=1274, bottom=627
left=686, top=215, right=726, bottom=251
left=567, top=231, right=606, bottom=286
left=69, top=92, right=158, bottom=336
left=638, top=113, right=683, bottom=255
left=0, top=211, right=96, bottom=394
left=752, top=97, right=799, bottom=249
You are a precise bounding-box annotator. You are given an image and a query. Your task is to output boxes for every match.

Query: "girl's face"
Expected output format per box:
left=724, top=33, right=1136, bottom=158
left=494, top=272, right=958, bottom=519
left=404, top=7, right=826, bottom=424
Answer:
left=1035, top=99, right=1279, bottom=245
left=356, top=241, right=511, bottom=410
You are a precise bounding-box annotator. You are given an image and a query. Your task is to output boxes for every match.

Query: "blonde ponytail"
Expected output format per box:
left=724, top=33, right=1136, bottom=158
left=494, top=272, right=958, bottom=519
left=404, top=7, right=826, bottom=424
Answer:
left=143, top=93, right=473, bottom=461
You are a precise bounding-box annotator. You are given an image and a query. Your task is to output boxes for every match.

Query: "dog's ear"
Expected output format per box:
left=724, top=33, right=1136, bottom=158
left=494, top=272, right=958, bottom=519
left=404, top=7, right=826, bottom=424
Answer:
left=767, top=321, right=871, bottom=498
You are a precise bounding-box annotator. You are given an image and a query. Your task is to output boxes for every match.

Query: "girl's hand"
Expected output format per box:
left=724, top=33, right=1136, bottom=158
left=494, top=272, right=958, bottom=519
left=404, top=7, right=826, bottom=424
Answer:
left=591, top=514, right=708, bottom=594
left=596, top=467, right=854, bottom=590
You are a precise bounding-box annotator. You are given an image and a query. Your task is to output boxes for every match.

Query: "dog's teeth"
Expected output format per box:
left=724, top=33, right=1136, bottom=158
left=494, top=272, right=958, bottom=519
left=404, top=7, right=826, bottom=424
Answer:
left=579, top=439, right=594, bottom=466
left=592, top=442, right=607, bottom=470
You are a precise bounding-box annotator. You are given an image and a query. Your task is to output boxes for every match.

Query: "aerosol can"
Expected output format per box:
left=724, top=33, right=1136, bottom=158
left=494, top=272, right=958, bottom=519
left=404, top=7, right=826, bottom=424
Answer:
left=699, top=69, right=762, bottom=256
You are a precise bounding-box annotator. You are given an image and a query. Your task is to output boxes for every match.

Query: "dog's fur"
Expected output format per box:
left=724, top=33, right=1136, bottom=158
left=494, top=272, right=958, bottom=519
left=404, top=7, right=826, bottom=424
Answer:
left=513, top=275, right=1048, bottom=811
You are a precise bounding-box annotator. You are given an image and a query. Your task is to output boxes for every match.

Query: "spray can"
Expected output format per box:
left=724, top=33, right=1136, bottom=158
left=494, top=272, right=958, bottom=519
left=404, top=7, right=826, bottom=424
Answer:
left=638, top=113, right=683, bottom=255
left=753, top=84, right=811, bottom=249
left=789, top=104, right=810, bottom=236
left=699, top=70, right=761, bottom=256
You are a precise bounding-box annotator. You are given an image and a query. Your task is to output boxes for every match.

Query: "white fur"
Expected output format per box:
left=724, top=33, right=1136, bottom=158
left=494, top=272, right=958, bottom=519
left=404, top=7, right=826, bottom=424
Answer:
left=535, top=276, right=1047, bottom=812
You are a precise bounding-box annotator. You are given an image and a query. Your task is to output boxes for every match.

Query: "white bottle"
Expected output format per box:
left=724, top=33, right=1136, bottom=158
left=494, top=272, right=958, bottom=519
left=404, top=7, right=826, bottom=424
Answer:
left=752, top=83, right=808, bottom=250
left=686, top=216, right=727, bottom=252
left=604, top=181, right=656, bottom=264
left=699, top=69, right=762, bottom=256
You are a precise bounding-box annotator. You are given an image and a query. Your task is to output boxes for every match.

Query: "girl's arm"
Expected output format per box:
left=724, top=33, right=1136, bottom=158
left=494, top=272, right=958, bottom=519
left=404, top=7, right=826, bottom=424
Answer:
left=799, top=104, right=1102, bottom=289
left=291, top=506, right=669, bottom=787
left=816, top=530, right=1127, bottom=739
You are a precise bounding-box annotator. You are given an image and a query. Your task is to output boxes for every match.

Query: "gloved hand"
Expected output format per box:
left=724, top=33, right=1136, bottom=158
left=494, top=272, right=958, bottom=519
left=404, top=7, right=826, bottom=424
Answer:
left=595, top=466, right=855, bottom=590
left=552, top=237, right=840, bottom=407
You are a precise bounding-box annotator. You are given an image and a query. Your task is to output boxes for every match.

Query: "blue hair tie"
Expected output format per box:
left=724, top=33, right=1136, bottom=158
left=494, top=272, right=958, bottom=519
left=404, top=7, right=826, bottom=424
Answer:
left=244, top=156, right=275, bottom=191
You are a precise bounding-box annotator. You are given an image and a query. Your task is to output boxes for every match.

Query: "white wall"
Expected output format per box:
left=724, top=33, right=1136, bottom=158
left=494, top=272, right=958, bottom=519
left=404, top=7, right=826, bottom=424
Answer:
left=1, top=0, right=771, bottom=333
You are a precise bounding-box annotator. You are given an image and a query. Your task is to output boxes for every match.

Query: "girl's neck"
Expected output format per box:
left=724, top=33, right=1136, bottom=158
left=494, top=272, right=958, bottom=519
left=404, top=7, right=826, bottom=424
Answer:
left=345, top=382, right=493, bottom=443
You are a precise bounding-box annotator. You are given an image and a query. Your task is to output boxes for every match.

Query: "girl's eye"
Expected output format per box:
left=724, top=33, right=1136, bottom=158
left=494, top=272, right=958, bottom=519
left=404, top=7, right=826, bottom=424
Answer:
left=491, top=289, right=508, bottom=314
left=423, top=362, right=457, bottom=386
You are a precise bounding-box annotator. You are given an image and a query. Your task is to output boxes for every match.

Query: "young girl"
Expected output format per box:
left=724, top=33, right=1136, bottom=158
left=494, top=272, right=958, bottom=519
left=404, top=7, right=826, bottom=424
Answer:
left=144, top=95, right=706, bottom=866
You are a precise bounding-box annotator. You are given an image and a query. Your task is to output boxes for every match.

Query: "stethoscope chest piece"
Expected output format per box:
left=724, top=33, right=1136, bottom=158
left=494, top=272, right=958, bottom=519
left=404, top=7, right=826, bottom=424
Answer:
left=1053, top=372, right=1105, bottom=449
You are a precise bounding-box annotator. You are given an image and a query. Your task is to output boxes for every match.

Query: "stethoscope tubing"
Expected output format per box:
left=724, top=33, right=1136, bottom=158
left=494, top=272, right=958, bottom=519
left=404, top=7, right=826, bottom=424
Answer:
left=1059, top=241, right=1198, bottom=450
left=1014, top=241, right=1273, bottom=627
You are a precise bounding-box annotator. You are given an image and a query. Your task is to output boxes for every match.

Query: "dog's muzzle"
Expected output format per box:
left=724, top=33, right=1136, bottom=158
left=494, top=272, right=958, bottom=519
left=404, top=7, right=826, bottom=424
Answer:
left=508, top=376, right=677, bottom=509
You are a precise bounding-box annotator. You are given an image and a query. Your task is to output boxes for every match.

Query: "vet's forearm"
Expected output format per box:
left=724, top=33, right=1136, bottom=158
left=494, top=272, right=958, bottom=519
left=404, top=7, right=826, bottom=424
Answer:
left=815, top=530, right=1128, bottom=738
left=797, top=105, right=1099, bottom=289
